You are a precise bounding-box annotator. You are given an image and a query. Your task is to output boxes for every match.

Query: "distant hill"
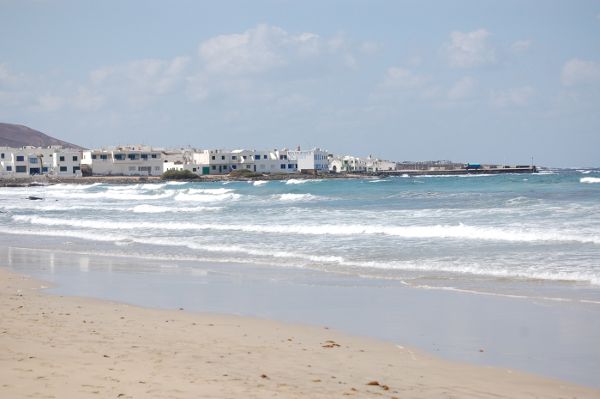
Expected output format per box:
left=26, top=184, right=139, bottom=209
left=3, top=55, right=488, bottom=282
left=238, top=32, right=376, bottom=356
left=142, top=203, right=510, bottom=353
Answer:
left=0, top=123, right=84, bottom=149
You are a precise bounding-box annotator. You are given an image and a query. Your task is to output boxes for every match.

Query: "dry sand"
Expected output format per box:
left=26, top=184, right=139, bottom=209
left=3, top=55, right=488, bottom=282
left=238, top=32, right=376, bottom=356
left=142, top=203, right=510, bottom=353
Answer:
left=1, top=268, right=598, bottom=399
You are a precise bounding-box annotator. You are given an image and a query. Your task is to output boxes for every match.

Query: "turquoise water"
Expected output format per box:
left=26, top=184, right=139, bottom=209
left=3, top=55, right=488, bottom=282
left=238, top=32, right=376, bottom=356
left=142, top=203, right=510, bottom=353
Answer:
left=1, top=170, right=599, bottom=301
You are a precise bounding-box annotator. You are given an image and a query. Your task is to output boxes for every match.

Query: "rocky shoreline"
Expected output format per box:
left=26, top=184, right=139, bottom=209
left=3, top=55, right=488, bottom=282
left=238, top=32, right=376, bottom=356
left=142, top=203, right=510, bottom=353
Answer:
left=0, top=172, right=366, bottom=187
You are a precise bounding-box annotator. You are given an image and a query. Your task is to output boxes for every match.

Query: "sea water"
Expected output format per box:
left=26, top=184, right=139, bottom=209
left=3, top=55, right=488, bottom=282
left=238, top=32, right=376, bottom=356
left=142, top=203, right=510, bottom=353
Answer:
left=1, top=169, right=600, bottom=303
left=2, top=170, right=600, bottom=386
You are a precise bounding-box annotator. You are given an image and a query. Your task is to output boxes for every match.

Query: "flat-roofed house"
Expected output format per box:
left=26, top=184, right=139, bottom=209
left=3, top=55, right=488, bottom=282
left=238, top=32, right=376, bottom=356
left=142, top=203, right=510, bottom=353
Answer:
left=287, top=147, right=328, bottom=174
left=81, top=145, right=163, bottom=176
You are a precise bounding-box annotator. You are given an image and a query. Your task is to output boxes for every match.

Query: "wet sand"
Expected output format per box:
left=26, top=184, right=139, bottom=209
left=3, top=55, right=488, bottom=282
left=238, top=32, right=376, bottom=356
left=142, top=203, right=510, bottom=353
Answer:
left=2, top=267, right=599, bottom=399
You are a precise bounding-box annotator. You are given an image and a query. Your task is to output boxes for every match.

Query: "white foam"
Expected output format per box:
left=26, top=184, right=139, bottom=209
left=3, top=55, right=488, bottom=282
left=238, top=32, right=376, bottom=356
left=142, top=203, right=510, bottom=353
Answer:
left=277, top=193, right=318, bottom=202
left=580, top=177, right=600, bottom=184
left=130, top=204, right=222, bottom=213
left=13, top=215, right=600, bottom=245
left=285, top=179, right=310, bottom=184
left=253, top=180, right=268, bottom=186
left=174, top=192, right=240, bottom=202
left=43, top=190, right=174, bottom=201
left=166, top=181, right=188, bottom=185
left=185, top=188, right=235, bottom=195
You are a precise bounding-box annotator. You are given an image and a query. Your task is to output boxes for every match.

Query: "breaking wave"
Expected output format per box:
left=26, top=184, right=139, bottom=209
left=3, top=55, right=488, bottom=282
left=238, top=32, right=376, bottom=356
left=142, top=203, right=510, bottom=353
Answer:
left=130, top=204, right=222, bottom=213
left=12, top=215, right=600, bottom=245
left=581, top=177, right=600, bottom=184
left=276, top=193, right=319, bottom=202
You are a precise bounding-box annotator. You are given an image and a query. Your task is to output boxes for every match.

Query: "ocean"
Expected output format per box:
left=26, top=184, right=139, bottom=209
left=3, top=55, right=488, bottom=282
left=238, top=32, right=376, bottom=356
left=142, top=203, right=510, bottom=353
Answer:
left=2, top=169, right=600, bottom=385
left=1, top=170, right=600, bottom=302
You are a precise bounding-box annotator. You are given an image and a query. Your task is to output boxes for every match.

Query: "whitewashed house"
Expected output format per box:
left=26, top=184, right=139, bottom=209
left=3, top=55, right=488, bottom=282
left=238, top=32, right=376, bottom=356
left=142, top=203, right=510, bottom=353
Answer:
left=51, top=149, right=82, bottom=176
left=287, top=148, right=329, bottom=173
left=81, top=145, right=163, bottom=176
left=328, top=155, right=367, bottom=173
left=0, top=146, right=82, bottom=177
left=191, top=148, right=297, bottom=175
left=366, top=156, right=396, bottom=172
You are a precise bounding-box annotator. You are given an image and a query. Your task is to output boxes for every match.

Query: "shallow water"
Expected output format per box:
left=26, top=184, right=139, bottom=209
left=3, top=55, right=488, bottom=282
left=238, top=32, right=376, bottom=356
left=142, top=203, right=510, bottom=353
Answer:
left=1, top=170, right=599, bottom=302
left=3, top=247, right=600, bottom=387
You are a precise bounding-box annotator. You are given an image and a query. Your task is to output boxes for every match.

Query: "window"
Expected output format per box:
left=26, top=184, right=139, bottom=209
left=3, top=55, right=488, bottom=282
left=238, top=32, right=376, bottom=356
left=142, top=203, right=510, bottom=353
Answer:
left=211, top=156, right=216, bottom=160
left=263, top=155, right=267, bottom=159
left=16, top=165, right=26, bottom=173
left=141, top=154, right=148, bottom=160
left=232, top=156, right=237, bottom=160
left=246, top=165, right=250, bottom=169
left=211, top=165, right=216, bottom=170
left=1, top=153, right=4, bottom=159
left=16, top=155, right=24, bottom=162
left=60, top=166, right=67, bottom=172
left=279, top=155, right=287, bottom=160
left=72, top=156, right=78, bottom=161
left=114, top=154, right=125, bottom=160
left=92, top=154, right=97, bottom=160
left=100, top=154, right=108, bottom=160
left=29, top=158, right=38, bottom=164
left=151, top=154, right=158, bottom=159
left=73, top=166, right=80, bottom=173
left=221, top=155, right=225, bottom=160
left=128, top=154, right=137, bottom=160
left=231, top=165, right=237, bottom=169
left=288, top=164, right=295, bottom=169
left=280, top=164, right=286, bottom=169
left=59, top=156, right=65, bottom=162
left=192, top=168, right=197, bottom=172
left=254, top=155, right=260, bottom=160
left=6, top=166, right=12, bottom=171
left=42, top=167, right=48, bottom=173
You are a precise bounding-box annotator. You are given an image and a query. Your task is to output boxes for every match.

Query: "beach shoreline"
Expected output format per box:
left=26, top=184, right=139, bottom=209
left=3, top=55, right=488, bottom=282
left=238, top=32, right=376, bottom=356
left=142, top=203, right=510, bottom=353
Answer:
left=2, top=266, right=599, bottom=398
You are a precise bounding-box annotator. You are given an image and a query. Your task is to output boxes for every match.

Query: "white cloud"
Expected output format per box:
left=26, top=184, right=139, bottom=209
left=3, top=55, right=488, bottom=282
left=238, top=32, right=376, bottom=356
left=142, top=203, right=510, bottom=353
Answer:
left=561, top=58, right=600, bottom=86
left=0, top=63, right=26, bottom=86
left=490, top=86, right=534, bottom=107
left=447, top=77, right=477, bottom=101
left=71, top=87, right=105, bottom=111
left=36, top=94, right=65, bottom=112
left=91, top=56, right=189, bottom=95
left=446, top=29, right=496, bottom=68
left=383, top=67, right=428, bottom=89
left=359, top=41, right=382, bottom=56
left=510, top=39, right=532, bottom=53
left=199, top=24, right=324, bottom=75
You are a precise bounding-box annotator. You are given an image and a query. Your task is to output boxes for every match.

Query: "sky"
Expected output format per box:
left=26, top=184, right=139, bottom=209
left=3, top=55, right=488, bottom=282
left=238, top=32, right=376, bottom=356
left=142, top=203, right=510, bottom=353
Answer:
left=1, top=0, right=599, bottom=166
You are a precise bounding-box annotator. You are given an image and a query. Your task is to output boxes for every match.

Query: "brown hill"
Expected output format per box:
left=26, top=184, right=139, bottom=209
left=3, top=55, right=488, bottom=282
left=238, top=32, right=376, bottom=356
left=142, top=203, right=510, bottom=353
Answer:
left=0, top=123, right=83, bottom=149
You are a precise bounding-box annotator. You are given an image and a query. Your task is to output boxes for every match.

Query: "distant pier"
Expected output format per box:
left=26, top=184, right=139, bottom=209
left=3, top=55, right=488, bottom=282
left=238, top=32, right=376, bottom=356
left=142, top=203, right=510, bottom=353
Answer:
left=377, top=165, right=537, bottom=177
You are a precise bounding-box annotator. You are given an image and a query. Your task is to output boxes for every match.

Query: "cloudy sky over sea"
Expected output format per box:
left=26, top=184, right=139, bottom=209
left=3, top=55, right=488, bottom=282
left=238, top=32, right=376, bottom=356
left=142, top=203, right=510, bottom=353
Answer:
left=1, top=0, right=599, bottom=166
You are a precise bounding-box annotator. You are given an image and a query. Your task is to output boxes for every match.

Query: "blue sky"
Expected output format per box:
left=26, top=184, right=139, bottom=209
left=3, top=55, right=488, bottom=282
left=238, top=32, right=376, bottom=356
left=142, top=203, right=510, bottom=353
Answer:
left=1, top=0, right=599, bottom=166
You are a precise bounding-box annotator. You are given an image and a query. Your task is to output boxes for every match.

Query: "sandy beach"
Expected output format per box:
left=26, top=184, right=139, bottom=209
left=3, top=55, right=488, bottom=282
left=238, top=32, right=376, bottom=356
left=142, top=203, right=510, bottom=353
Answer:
left=1, top=267, right=598, bottom=399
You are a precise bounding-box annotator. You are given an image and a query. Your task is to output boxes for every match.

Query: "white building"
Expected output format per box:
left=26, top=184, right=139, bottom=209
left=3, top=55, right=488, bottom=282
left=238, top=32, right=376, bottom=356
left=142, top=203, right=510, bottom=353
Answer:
left=328, top=155, right=368, bottom=173
left=191, top=148, right=297, bottom=175
left=0, top=146, right=82, bottom=177
left=287, top=148, right=328, bottom=173
left=365, top=156, right=396, bottom=172
left=81, top=145, right=163, bottom=176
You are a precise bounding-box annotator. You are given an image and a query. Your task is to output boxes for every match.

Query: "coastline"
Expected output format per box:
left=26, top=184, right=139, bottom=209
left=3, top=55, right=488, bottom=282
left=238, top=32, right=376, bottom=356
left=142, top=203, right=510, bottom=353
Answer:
left=0, top=173, right=361, bottom=187
left=2, top=267, right=599, bottom=398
